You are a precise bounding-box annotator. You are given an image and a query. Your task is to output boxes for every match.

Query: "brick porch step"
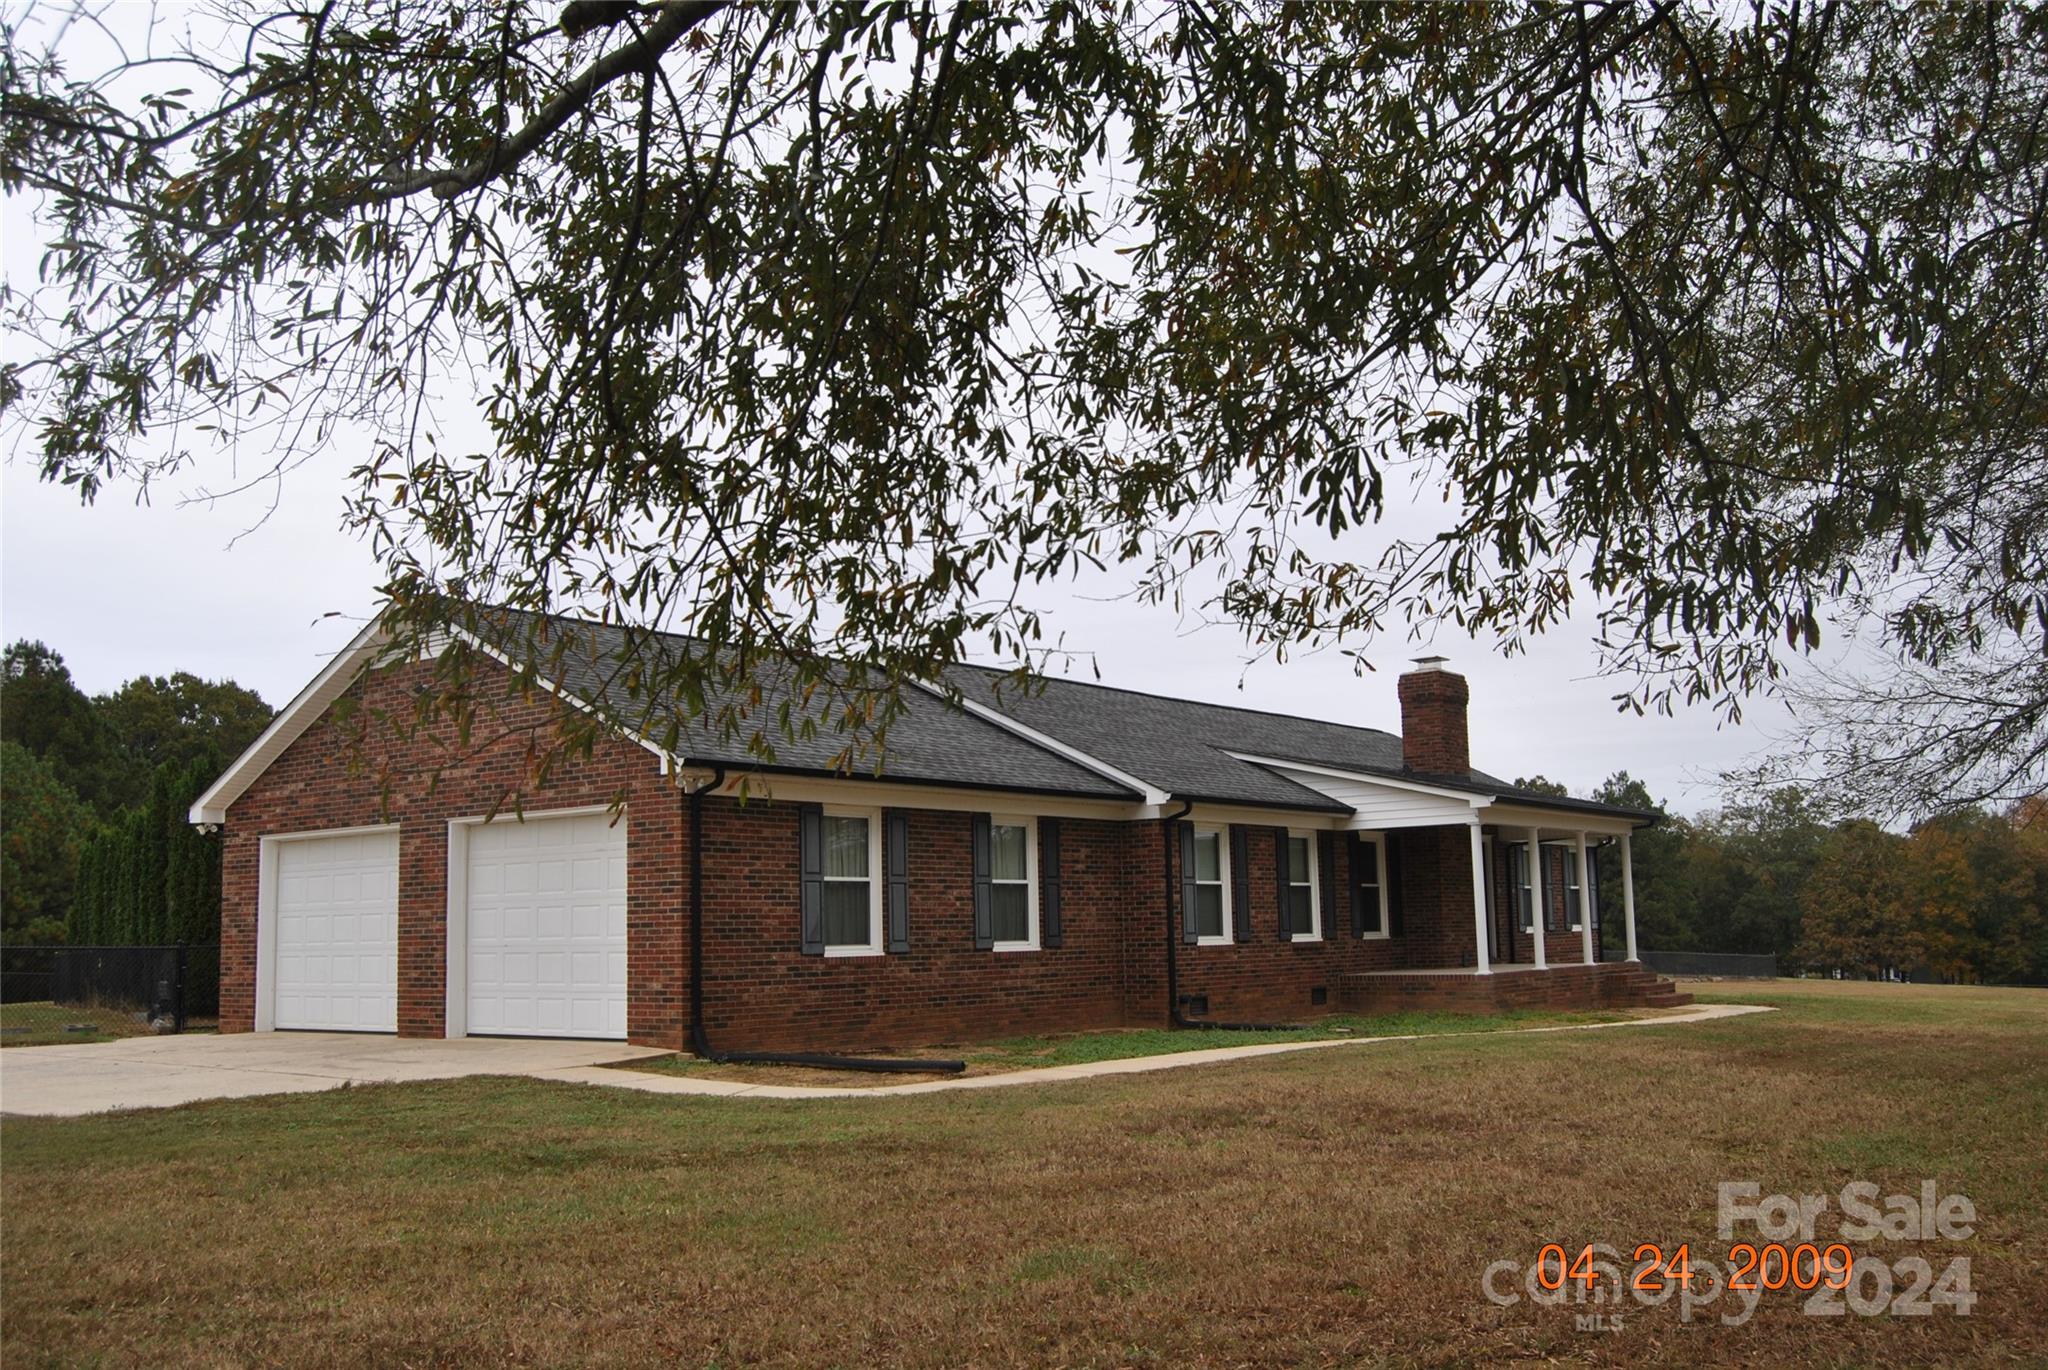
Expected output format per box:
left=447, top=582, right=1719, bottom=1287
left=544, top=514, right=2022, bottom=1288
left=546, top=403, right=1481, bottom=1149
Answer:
left=1335, top=962, right=1693, bottom=1015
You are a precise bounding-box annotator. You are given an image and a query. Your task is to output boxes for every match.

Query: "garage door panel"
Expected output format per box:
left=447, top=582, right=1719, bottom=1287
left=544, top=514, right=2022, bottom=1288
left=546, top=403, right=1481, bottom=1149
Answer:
left=273, top=831, right=398, bottom=1032
left=466, top=813, right=627, bottom=1040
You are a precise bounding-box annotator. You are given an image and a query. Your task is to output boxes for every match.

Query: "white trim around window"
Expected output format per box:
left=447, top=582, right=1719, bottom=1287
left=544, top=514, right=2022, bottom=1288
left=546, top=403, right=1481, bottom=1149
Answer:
left=1355, top=834, right=1391, bottom=940
left=1285, top=828, right=1322, bottom=942
left=821, top=805, right=884, bottom=957
left=987, top=814, right=1040, bottom=952
left=1190, top=826, right=1233, bottom=945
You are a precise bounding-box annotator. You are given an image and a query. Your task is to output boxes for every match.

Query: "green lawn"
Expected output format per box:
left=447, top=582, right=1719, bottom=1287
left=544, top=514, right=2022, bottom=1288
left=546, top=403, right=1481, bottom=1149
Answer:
left=2, top=980, right=2043, bottom=1366
left=623, top=1005, right=1638, bottom=1086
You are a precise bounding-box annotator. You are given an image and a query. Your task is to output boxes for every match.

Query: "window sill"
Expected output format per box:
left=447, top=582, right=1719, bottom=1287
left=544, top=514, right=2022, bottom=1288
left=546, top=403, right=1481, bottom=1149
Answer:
left=822, top=946, right=883, bottom=959
left=1194, top=934, right=1232, bottom=947
left=1290, top=933, right=1323, bottom=944
left=991, top=942, right=1039, bottom=954
left=1355, top=931, right=1391, bottom=941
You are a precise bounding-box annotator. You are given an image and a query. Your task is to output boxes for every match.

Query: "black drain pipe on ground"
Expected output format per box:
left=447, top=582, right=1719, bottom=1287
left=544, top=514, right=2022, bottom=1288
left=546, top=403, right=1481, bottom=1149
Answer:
left=688, top=766, right=965, bottom=1075
left=1161, top=799, right=1307, bottom=1033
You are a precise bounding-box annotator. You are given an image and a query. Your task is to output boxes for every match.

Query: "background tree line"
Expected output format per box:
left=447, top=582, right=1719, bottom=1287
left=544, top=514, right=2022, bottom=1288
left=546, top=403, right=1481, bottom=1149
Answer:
left=1568, top=776, right=2048, bottom=985
left=0, top=642, right=271, bottom=947
left=5, top=626, right=2043, bottom=980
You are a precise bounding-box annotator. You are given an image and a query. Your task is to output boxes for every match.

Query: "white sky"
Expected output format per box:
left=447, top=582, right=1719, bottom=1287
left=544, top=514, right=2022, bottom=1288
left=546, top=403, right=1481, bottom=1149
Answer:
left=0, top=2, right=1805, bottom=816
left=0, top=443, right=1788, bottom=815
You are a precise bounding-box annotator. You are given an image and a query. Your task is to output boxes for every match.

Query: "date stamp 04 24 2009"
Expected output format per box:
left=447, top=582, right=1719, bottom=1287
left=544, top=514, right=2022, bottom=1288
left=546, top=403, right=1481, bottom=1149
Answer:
left=1479, top=1180, right=1978, bottom=1331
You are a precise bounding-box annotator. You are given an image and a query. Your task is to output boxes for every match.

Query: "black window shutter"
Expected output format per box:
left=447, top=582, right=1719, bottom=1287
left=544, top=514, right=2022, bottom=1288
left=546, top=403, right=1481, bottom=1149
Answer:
left=1178, top=820, right=1199, bottom=944
left=1385, top=833, right=1406, bottom=937
left=1317, top=831, right=1336, bottom=935
left=798, top=803, right=824, bottom=955
left=1509, top=843, right=1526, bottom=929
left=971, top=812, right=994, bottom=950
left=1550, top=847, right=1565, bottom=932
left=1229, top=824, right=1252, bottom=942
left=1041, top=818, right=1064, bottom=949
left=1274, top=827, right=1292, bottom=939
left=884, top=809, right=910, bottom=954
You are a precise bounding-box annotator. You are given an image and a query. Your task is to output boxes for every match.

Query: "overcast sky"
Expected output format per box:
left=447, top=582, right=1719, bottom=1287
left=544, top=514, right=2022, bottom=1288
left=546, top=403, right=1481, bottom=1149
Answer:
left=0, top=437, right=1790, bottom=816
left=0, top=3, right=1803, bottom=817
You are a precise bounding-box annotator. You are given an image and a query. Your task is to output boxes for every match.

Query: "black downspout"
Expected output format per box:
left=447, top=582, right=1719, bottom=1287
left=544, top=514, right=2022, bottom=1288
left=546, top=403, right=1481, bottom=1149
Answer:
left=1160, top=800, right=1194, bottom=1027
left=688, top=769, right=964, bottom=1075
left=1163, top=800, right=1306, bottom=1033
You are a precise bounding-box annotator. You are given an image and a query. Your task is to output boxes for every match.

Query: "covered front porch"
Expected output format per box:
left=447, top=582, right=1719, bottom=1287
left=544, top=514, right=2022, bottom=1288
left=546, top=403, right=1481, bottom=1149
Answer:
left=1233, top=754, right=1677, bottom=1012
left=1340, top=802, right=1679, bottom=1012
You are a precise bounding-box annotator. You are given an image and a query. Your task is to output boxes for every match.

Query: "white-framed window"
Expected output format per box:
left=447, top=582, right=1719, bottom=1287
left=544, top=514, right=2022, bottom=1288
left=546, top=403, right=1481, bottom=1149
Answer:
left=1190, top=827, right=1232, bottom=943
left=988, top=814, right=1039, bottom=951
left=821, top=806, right=883, bottom=955
left=1284, top=829, right=1321, bottom=941
left=1355, top=835, right=1389, bottom=938
left=1512, top=842, right=1535, bottom=933
left=1564, top=850, right=1584, bottom=932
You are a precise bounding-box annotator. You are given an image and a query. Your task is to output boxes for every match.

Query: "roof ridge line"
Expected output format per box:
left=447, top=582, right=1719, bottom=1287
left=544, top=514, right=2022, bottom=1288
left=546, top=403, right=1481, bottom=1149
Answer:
left=487, top=603, right=1403, bottom=750
left=945, top=660, right=1403, bottom=742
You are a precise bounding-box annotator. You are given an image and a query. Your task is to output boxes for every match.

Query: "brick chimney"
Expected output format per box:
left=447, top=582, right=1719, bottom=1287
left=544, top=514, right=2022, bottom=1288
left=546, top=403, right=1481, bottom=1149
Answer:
left=1397, top=656, right=1469, bottom=776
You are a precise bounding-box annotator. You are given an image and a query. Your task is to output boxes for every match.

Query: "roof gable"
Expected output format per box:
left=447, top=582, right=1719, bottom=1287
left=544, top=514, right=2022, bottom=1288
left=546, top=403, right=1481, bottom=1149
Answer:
left=193, top=605, right=1656, bottom=826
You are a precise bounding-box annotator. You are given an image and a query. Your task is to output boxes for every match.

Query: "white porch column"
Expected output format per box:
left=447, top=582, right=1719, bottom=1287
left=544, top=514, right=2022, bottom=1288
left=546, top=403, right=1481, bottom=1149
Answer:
left=1574, top=831, right=1596, bottom=964
left=1621, top=831, right=1640, bottom=962
left=1468, top=821, right=1492, bottom=974
left=1526, top=826, right=1546, bottom=970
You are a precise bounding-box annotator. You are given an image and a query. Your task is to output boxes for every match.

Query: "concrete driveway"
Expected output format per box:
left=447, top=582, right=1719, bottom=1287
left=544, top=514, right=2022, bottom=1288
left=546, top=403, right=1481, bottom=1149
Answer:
left=0, top=1032, right=671, bottom=1118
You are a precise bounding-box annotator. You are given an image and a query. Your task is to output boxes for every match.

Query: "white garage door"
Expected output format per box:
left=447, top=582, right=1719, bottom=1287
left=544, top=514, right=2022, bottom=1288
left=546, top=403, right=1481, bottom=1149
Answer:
left=274, top=831, right=399, bottom=1032
left=466, top=812, right=628, bottom=1039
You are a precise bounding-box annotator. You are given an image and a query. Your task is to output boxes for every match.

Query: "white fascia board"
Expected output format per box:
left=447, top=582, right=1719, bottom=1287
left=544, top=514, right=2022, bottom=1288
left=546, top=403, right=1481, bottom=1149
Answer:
left=1172, top=801, right=1353, bottom=830
left=188, top=621, right=391, bottom=825
left=188, top=617, right=687, bottom=827
left=910, top=679, right=1172, bottom=805
left=1225, top=752, right=1494, bottom=805
left=1480, top=802, right=1640, bottom=836
left=441, top=624, right=677, bottom=769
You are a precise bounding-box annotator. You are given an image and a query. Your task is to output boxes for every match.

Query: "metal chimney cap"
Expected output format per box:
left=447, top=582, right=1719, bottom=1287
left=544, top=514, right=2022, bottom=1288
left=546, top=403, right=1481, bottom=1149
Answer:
left=1408, top=655, right=1450, bottom=672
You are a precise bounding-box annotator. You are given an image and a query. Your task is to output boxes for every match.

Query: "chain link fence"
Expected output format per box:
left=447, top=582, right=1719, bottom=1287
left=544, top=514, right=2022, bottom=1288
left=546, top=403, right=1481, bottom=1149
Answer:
left=0, top=945, right=220, bottom=1044
left=1635, top=949, right=1778, bottom=979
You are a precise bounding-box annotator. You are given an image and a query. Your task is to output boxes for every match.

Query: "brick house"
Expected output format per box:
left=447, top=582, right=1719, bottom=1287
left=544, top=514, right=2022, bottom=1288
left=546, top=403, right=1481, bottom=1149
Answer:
left=190, top=614, right=1685, bottom=1053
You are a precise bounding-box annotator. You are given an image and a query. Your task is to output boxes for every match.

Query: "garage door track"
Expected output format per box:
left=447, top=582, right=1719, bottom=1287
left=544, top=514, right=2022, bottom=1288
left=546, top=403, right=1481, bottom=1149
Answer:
left=0, top=1033, right=669, bottom=1118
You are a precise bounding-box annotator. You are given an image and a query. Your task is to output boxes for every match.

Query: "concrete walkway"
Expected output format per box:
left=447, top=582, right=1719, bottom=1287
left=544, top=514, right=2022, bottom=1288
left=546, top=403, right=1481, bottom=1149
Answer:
left=0, top=1003, right=1770, bottom=1117
left=0, top=1032, right=669, bottom=1118
left=551, top=1001, right=1774, bottom=1101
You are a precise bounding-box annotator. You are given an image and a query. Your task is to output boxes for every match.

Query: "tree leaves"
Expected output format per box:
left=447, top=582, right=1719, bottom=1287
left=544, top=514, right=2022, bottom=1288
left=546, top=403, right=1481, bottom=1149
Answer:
left=3, top=2, right=2044, bottom=812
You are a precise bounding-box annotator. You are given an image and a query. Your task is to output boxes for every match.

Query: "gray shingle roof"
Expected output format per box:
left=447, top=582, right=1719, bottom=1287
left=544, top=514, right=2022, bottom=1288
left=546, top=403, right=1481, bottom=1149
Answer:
left=944, top=666, right=1534, bottom=811
left=468, top=608, right=1653, bottom=822
left=466, top=611, right=1138, bottom=801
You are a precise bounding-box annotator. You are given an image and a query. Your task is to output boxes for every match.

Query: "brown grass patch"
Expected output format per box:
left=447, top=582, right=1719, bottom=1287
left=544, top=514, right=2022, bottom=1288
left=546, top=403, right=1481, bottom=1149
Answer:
left=2, top=980, right=2042, bottom=1365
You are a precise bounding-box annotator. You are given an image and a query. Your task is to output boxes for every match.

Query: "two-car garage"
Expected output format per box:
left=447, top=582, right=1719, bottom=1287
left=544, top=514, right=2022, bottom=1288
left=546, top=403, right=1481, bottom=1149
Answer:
left=260, top=811, right=627, bottom=1040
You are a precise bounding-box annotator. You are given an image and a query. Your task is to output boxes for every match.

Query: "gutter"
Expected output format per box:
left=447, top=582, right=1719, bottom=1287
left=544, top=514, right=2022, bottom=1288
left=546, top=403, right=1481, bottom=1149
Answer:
left=687, top=766, right=964, bottom=1076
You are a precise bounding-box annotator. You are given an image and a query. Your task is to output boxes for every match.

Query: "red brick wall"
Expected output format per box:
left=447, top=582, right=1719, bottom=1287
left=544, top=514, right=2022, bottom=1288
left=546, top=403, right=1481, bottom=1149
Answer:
left=1484, top=838, right=1602, bottom=967
left=1396, top=668, right=1470, bottom=774
left=1386, top=826, right=1480, bottom=970
left=691, top=801, right=1138, bottom=1052
left=1129, top=823, right=1510, bottom=1027
left=221, top=649, right=1550, bottom=1052
left=221, top=655, right=684, bottom=1044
